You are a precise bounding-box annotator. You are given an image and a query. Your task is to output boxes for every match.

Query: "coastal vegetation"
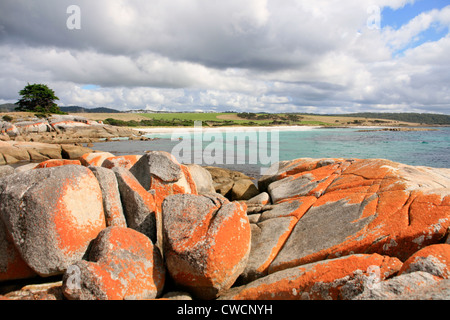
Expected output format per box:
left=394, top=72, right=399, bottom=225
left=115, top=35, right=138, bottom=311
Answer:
left=90, top=112, right=440, bottom=128
left=2, top=102, right=449, bottom=127
left=102, top=113, right=331, bottom=127
left=14, top=83, right=66, bottom=115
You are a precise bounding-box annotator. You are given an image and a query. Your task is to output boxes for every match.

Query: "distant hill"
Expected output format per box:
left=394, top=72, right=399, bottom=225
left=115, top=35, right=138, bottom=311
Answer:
left=0, top=103, right=16, bottom=112
left=59, top=106, right=122, bottom=113
left=333, top=112, right=450, bottom=125
left=0, top=103, right=122, bottom=114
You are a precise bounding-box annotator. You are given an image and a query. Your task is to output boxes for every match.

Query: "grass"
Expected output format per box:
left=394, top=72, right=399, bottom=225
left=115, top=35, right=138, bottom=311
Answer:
left=72, top=112, right=418, bottom=128
left=137, top=113, right=336, bottom=126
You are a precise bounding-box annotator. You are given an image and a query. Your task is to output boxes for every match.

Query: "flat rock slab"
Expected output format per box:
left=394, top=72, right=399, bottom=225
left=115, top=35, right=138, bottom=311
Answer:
left=220, top=254, right=402, bottom=300
left=248, top=158, right=450, bottom=279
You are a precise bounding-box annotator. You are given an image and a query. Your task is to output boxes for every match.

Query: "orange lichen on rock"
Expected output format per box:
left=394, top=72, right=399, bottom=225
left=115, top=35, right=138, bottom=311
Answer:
left=34, top=159, right=81, bottom=169
left=0, top=219, right=37, bottom=282
left=62, top=227, right=165, bottom=300
left=399, top=244, right=450, bottom=279
left=253, top=158, right=450, bottom=276
left=129, top=151, right=198, bottom=212
left=220, top=254, right=402, bottom=300
left=163, top=194, right=251, bottom=299
left=0, top=165, right=106, bottom=277
left=102, top=155, right=142, bottom=170
left=88, top=166, right=127, bottom=228
left=80, top=152, right=115, bottom=167
left=112, top=167, right=157, bottom=243
left=53, top=171, right=106, bottom=257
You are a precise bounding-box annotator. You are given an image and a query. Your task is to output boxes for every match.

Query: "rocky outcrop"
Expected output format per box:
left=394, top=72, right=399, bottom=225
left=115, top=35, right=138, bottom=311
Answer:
left=204, top=166, right=258, bottom=201
left=162, top=193, right=251, bottom=299
left=0, top=165, right=106, bottom=277
left=0, top=121, right=19, bottom=137
left=0, top=140, right=93, bottom=165
left=88, top=166, right=127, bottom=228
left=113, top=167, right=158, bottom=243
left=0, top=218, right=37, bottom=282
left=14, top=120, right=52, bottom=134
left=0, top=156, right=449, bottom=300
left=0, top=165, right=14, bottom=178
left=80, top=152, right=116, bottom=167
left=248, top=158, right=450, bottom=281
left=219, top=254, right=403, bottom=300
left=101, top=155, right=142, bottom=170
left=34, top=159, right=82, bottom=169
left=185, top=164, right=215, bottom=195
left=62, top=226, right=165, bottom=300
left=398, top=244, right=450, bottom=279
left=130, top=151, right=198, bottom=210
left=0, top=115, right=144, bottom=145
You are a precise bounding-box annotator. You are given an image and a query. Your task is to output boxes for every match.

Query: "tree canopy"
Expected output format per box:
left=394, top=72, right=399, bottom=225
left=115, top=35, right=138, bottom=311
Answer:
left=15, top=83, right=64, bottom=114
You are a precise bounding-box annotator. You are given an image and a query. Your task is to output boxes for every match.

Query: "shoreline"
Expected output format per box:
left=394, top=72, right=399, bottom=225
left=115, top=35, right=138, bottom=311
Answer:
left=134, top=124, right=442, bottom=135
left=135, top=125, right=321, bottom=134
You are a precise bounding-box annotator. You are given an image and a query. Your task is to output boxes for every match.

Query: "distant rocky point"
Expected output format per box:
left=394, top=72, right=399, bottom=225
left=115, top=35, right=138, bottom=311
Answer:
left=357, top=128, right=439, bottom=132
left=0, top=114, right=149, bottom=165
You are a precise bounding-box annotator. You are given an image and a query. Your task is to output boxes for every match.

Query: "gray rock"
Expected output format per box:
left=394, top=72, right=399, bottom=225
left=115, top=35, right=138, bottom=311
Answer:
left=246, top=192, right=271, bottom=206
left=15, top=120, right=51, bottom=134
left=0, top=121, right=19, bottom=137
left=231, top=178, right=259, bottom=201
left=241, top=216, right=297, bottom=284
left=0, top=217, right=37, bottom=281
left=162, top=193, right=250, bottom=299
left=269, top=198, right=376, bottom=274
left=60, top=144, right=92, bottom=159
left=112, top=167, right=157, bottom=243
left=62, top=226, right=165, bottom=300
left=185, top=164, right=215, bottom=195
left=268, top=173, right=316, bottom=204
left=239, top=200, right=304, bottom=284
left=353, top=271, right=446, bottom=300
left=0, top=165, right=106, bottom=276
left=130, top=151, right=182, bottom=190
left=0, top=165, right=14, bottom=179
left=162, top=291, right=193, bottom=300
left=89, top=166, right=127, bottom=228
left=14, top=163, right=38, bottom=173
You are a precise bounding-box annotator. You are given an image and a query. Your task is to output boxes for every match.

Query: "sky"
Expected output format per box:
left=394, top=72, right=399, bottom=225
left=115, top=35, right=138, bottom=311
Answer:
left=0, top=0, right=449, bottom=114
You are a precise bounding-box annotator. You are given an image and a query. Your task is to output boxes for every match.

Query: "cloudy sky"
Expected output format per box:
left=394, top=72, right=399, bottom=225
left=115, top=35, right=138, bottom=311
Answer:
left=0, top=0, right=449, bottom=114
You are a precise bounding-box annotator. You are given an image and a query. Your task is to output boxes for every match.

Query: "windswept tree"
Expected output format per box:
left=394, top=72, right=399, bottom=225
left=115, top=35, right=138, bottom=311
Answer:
left=15, top=83, right=64, bottom=114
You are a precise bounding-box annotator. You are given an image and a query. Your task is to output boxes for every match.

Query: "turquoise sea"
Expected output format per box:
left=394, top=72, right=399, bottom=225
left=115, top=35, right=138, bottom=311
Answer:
left=93, top=126, right=450, bottom=178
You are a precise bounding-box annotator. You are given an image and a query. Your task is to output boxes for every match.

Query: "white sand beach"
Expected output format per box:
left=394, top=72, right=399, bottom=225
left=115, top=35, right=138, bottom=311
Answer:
left=134, top=125, right=321, bottom=135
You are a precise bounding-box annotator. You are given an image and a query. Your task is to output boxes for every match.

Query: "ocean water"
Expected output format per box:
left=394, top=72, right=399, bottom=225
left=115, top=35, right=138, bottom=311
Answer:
left=92, top=126, right=450, bottom=178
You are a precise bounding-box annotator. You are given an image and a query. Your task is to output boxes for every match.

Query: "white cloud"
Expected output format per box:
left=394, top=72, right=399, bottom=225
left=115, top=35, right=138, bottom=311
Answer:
left=0, top=0, right=448, bottom=114
left=382, top=5, right=450, bottom=51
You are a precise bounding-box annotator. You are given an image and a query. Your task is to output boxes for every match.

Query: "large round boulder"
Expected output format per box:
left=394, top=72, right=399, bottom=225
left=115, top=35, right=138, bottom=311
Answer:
left=0, top=165, right=106, bottom=277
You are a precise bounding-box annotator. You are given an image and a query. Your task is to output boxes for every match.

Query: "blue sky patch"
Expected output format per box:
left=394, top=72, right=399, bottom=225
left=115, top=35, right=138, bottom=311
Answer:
left=383, top=0, right=449, bottom=56
left=382, top=0, right=449, bottom=29
left=82, top=84, right=101, bottom=90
